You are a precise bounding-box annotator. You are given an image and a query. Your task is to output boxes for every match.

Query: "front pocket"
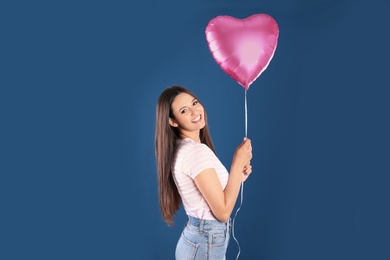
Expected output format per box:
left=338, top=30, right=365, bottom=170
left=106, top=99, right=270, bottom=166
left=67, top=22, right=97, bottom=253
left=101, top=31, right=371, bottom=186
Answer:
left=211, top=232, right=226, bottom=247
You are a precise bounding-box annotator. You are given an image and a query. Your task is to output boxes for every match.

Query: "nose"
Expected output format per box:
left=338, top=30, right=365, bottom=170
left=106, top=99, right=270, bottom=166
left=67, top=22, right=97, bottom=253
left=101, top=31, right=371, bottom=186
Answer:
left=188, top=107, right=196, bottom=115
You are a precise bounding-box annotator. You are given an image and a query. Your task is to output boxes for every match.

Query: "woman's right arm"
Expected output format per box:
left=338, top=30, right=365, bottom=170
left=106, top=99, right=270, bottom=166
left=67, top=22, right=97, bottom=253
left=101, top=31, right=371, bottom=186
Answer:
left=194, top=138, right=252, bottom=222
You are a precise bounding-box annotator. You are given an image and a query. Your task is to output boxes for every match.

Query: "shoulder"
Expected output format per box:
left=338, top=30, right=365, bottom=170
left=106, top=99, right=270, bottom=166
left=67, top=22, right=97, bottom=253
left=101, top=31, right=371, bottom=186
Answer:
left=177, top=139, right=218, bottom=178
left=178, top=139, right=214, bottom=156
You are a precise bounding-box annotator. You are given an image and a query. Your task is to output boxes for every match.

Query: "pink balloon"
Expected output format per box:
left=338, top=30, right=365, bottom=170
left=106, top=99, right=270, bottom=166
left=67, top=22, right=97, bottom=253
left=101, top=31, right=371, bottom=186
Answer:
left=205, top=14, right=279, bottom=90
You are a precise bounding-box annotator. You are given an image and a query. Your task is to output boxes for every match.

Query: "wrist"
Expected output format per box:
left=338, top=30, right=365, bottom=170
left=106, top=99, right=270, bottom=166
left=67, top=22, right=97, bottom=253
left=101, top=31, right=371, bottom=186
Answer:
left=230, top=163, right=243, bottom=174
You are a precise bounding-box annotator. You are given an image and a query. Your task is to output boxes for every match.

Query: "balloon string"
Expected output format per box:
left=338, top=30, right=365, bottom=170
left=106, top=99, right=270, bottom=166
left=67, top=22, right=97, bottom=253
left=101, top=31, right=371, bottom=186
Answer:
left=232, top=90, right=247, bottom=260
left=245, top=90, right=248, bottom=138
left=232, top=175, right=244, bottom=260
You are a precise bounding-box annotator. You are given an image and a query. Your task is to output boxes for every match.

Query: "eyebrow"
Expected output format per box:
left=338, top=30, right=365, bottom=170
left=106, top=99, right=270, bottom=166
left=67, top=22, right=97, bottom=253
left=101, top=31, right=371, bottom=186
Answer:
left=179, top=98, right=197, bottom=112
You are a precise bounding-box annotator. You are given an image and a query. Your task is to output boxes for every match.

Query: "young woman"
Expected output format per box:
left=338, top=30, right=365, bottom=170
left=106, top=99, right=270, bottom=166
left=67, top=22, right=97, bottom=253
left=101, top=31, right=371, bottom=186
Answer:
left=155, top=85, right=253, bottom=259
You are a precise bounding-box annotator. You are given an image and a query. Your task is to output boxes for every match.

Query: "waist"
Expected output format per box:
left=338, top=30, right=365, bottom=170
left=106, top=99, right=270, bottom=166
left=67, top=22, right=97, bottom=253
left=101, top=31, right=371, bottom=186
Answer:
left=188, top=216, right=230, bottom=232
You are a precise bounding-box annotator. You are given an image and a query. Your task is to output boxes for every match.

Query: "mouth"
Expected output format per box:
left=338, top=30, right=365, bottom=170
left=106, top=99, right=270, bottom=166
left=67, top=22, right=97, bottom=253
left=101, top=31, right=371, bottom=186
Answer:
left=191, top=115, right=202, bottom=123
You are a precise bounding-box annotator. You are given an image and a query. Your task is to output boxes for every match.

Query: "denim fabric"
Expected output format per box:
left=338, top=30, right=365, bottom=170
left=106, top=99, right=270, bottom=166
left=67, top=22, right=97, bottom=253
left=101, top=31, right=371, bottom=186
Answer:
left=175, top=216, right=230, bottom=260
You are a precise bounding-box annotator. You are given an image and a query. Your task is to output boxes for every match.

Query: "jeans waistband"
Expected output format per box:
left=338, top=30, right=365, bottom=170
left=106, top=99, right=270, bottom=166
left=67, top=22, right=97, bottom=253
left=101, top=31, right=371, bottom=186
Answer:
left=188, top=216, right=230, bottom=232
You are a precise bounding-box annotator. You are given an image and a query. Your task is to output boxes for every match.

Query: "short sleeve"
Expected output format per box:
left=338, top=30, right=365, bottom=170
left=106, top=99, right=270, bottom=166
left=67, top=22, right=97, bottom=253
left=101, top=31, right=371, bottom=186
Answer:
left=182, top=143, right=216, bottom=179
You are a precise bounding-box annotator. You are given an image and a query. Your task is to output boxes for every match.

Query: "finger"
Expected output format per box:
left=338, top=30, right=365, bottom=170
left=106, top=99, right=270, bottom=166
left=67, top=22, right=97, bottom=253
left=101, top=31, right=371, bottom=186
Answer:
left=242, top=137, right=250, bottom=142
left=238, top=139, right=247, bottom=148
left=242, top=138, right=251, bottom=148
left=244, top=169, right=252, bottom=176
left=245, top=165, right=252, bottom=173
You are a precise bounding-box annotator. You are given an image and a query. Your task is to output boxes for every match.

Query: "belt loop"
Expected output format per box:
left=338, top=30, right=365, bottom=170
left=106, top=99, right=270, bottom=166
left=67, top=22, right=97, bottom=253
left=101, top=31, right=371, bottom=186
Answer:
left=199, top=219, right=204, bottom=232
left=227, top=218, right=231, bottom=234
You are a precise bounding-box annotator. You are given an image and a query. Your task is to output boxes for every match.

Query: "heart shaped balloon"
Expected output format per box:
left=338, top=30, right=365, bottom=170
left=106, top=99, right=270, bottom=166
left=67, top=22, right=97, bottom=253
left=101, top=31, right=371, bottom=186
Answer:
left=205, top=14, right=279, bottom=90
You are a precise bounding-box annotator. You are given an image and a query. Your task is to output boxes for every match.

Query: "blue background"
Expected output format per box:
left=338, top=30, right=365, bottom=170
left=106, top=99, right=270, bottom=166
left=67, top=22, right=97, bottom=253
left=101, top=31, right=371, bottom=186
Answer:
left=1, top=0, right=389, bottom=259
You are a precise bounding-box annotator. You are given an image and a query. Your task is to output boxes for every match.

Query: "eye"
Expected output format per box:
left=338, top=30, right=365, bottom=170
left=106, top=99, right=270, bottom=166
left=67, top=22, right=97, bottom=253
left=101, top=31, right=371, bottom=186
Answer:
left=193, top=100, right=198, bottom=106
left=180, top=109, right=187, bottom=114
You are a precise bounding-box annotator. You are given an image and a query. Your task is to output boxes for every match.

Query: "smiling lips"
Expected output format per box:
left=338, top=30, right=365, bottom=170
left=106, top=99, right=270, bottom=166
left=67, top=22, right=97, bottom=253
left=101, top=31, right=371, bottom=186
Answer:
left=192, top=115, right=202, bottom=123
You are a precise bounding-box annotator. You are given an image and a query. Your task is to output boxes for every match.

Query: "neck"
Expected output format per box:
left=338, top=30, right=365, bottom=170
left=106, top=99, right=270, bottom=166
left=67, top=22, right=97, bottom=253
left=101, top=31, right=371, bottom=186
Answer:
left=180, top=131, right=201, bottom=143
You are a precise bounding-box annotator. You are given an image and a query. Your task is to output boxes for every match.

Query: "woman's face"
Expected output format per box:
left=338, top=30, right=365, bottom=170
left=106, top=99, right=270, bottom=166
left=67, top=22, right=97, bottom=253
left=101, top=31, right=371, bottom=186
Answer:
left=169, top=92, right=205, bottom=137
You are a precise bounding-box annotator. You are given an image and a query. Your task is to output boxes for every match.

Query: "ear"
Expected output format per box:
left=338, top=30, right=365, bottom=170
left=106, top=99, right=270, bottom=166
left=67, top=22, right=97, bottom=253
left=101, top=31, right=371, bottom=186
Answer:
left=169, top=118, right=179, bottom=127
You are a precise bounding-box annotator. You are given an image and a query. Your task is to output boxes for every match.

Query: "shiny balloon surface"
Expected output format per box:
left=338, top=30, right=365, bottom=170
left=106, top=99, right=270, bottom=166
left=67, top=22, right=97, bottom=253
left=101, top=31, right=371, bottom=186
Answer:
left=205, top=14, right=279, bottom=90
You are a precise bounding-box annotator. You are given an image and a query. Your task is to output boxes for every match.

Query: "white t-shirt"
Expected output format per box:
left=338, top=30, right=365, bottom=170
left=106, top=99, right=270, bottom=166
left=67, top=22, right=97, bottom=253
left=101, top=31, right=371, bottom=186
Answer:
left=172, top=138, right=229, bottom=220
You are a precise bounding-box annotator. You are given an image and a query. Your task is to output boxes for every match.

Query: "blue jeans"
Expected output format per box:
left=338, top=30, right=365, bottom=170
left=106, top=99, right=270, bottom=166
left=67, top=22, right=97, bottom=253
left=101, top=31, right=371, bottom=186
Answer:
left=175, top=216, right=231, bottom=260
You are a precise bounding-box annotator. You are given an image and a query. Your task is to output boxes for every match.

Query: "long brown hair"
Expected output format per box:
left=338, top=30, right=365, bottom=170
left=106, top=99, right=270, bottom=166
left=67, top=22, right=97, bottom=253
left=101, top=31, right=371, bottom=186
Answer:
left=155, top=85, right=215, bottom=225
